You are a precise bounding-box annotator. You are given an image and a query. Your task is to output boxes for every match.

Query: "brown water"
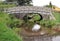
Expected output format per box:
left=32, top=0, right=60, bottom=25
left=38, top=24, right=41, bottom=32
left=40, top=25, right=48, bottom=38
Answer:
left=20, top=24, right=60, bottom=41
left=21, top=28, right=60, bottom=41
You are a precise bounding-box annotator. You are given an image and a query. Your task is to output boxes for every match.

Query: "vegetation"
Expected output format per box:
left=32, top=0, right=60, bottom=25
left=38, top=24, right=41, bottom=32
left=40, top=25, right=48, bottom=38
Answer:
left=0, top=1, right=60, bottom=40
left=0, top=4, right=16, bottom=8
left=8, top=14, right=24, bottom=29
left=32, top=14, right=41, bottom=21
left=6, top=0, right=32, bottom=6
left=17, top=0, right=32, bottom=6
left=40, top=20, right=56, bottom=28
left=0, top=2, right=16, bottom=8
left=23, top=13, right=56, bottom=29
left=24, top=13, right=41, bottom=23
left=0, top=12, right=22, bottom=41
left=53, top=12, right=60, bottom=23
left=23, top=13, right=41, bottom=29
left=0, top=1, right=60, bottom=41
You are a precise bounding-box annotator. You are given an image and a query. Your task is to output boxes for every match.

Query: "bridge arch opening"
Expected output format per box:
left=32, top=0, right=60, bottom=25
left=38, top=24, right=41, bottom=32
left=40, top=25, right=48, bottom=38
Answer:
left=23, top=13, right=43, bottom=22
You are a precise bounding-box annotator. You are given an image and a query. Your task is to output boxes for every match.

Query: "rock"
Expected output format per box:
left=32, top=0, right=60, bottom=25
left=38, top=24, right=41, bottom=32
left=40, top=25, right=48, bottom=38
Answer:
left=32, top=24, right=41, bottom=32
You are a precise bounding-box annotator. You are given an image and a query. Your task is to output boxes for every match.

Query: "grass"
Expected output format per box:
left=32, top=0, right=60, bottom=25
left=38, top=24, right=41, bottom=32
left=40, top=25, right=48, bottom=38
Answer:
left=0, top=2, right=16, bottom=8
left=0, top=12, right=22, bottom=41
left=0, top=4, right=16, bottom=8
left=32, top=14, right=40, bottom=21
left=53, top=12, right=60, bottom=23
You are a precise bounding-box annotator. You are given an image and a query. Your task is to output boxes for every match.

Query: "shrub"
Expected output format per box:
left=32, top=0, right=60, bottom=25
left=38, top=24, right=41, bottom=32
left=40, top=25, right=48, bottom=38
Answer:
left=8, top=14, right=24, bottom=29
left=40, top=20, right=56, bottom=28
left=32, top=14, right=41, bottom=21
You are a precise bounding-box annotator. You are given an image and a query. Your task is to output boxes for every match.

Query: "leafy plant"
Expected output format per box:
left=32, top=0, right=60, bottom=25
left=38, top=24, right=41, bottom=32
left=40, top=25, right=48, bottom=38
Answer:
left=40, top=20, right=56, bottom=28
left=32, top=14, right=41, bottom=21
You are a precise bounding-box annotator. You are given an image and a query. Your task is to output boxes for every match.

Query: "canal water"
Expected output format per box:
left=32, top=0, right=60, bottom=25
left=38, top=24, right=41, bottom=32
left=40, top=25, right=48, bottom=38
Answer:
left=21, top=28, right=60, bottom=41
left=21, top=24, right=60, bottom=41
left=22, top=35, right=60, bottom=41
left=52, top=36, right=60, bottom=41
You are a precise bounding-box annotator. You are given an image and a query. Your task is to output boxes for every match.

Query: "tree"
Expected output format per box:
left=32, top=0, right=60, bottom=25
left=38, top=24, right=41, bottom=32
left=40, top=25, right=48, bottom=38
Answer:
left=17, top=0, right=32, bottom=6
left=6, top=0, right=32, bottom=6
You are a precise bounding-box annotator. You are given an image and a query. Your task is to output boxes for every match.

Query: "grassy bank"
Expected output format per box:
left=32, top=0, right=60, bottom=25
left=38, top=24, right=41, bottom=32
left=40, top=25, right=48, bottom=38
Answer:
left=0, top=12, right=22, bottom=41
left=53, top=12, right=60, bottom=23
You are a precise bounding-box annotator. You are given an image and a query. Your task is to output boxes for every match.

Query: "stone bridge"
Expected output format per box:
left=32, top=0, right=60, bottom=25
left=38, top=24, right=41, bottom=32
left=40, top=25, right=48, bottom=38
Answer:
left=4, top=6, right=55, bottom=20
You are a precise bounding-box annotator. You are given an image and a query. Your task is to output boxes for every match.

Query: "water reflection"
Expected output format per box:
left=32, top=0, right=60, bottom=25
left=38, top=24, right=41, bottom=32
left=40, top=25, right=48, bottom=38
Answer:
left=39, top=35, right=60, bottom=41
left=22, top=35, right=60, bottom=41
